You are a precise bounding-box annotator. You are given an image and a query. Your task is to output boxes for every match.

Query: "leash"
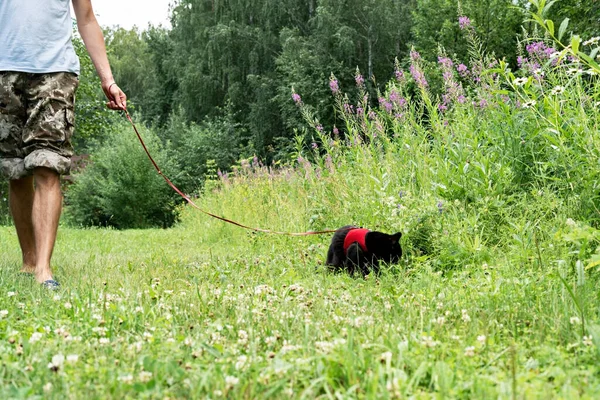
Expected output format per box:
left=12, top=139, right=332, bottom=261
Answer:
left=123, top=110, right=337, bottom=236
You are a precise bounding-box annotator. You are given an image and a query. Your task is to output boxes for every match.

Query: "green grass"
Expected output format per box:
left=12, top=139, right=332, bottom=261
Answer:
left=1, top=173, right=599, bottom=398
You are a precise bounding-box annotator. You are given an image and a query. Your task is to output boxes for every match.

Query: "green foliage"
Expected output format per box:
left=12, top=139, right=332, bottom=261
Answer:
left=411, top=0, right=529, bottom=64
left=161, top=109, right=247, bottom=193
left=72, top=35, right=118, bottom=151
left=64, top=121, right=181, bottom=229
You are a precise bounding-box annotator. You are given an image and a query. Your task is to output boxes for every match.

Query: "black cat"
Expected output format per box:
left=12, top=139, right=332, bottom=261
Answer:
left=326, top=225, right=402, bottom=275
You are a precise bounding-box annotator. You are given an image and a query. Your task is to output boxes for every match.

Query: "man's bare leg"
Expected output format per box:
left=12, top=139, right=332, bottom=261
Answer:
left=31, top=167, right=62, bottom=283
left=9, top=175, right=36, bottom=273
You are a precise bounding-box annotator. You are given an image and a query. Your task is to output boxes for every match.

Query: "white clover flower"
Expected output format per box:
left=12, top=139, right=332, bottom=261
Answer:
left=265, top=336, right=277, bottom=345
left=477, top=335, right=487, bottom=344
left=583, top=335, right=594, bottom=346
left=138, top=371, right=153, bottom=382
left=66, top=354, right=79, bottom=363
left=43, top=382, right=53, bottom=393
left=451, top=335, right=461, bottom=341
left=47, top=354, right=65, bottom=371
left=7, top=291, right=16, bottom=297
left=135, top=306, right=143, bottom=313
left=513, top=77, right=528, bottom=86
left=464, top=346, right=475, bottom=357
left=213, top=390, right=223, bottom=397
left=29, top=332, right=43, bottom=343
left=63, top=302, right=72, bottom=309
left=235, top=355, right=248, bottom=370
left=379, top=351, right=393, bottom=363
left=118, top=374, right=134, bottom=384
left=570, top=316, right=581, bottom=325
left=421, top=335, right=438, bottom=348
left=550, top=86, right=565, bottom=95
left=566, top=218, right=576, bottom=227
left=225, top=375, right=240, bottom=388
left=99, top=338, right=110, bottom=345
left=0, top=310, right=8, bottom=318
left=461, top=309, right=471, bottom=323
left=53, top=294, right=60, bottom=301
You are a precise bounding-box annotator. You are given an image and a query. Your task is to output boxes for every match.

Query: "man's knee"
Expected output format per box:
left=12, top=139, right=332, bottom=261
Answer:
left=33, top=167, right=60, bottom=187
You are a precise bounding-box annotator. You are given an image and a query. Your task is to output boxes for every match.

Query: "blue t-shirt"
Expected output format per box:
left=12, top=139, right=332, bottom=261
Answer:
left=0, top=0, right=80, bottom=75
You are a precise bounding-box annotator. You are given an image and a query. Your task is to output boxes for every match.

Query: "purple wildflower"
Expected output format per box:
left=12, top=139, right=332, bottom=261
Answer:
left=437, top=200, right=444, bottom=214
left=409, top=64, right=428, bottom=88
left=410, top=50, right=421, bottom=61
left=368, top=110, right=377, bottom=120
left=457, top=63, right=469, bottom=77
left=357, top=107, right=364, bottom=116
left=325, top=155, right=334, bottom=172
left=333, top=126, right=339, bottom=136
left=384, top=101, right=393, bottom=113
left=355, top=73, right=365, bottom=87
left=311, top=142, right=318, bottom=149
left=329, top=78, right=339, bottom=94
left=292, top=92, right=302, bottom=105
left=458, top=16, right=471, bottom=30
left=395, top=69, right=405, bottom=82
left=316, top=124, right=324, bottom=132
left=438, top=56, right=453, bottom=69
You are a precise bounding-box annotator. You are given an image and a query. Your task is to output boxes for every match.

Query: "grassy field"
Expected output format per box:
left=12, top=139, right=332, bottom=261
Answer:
left=1, top=162, right=600, bottom=398
left=2, top=13, right=600, bottom=398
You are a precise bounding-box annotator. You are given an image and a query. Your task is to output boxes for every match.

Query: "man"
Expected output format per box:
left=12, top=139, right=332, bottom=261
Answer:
left=0, top=0, right=126, bottom=288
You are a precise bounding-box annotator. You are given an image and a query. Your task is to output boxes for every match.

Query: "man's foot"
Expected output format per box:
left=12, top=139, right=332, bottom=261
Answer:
left=20, top=265, right=36, bottom=274
left=42, top=279, right=60, bottom=290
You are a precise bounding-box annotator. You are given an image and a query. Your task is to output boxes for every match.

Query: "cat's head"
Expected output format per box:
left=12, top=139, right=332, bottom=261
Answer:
left=366, top=231, right=402, bottom=263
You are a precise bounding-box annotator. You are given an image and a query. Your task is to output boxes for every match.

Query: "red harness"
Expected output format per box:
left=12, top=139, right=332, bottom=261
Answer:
left=343, top=228, right=369, bottom=253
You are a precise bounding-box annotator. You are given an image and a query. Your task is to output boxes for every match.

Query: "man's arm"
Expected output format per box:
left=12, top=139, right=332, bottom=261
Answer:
left=72, top=0, right=126, bottom=110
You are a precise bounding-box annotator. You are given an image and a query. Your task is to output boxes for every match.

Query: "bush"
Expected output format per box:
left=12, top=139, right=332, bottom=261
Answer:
left=64, top=121, right=182, bottom=229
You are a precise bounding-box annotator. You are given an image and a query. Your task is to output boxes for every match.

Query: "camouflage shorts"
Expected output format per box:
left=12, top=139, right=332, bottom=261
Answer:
left=0, top=71, right=79, bottom=180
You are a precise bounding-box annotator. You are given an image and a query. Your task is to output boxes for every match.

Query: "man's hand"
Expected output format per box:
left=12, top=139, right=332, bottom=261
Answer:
left=102, top=82, right=127, bottom=110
